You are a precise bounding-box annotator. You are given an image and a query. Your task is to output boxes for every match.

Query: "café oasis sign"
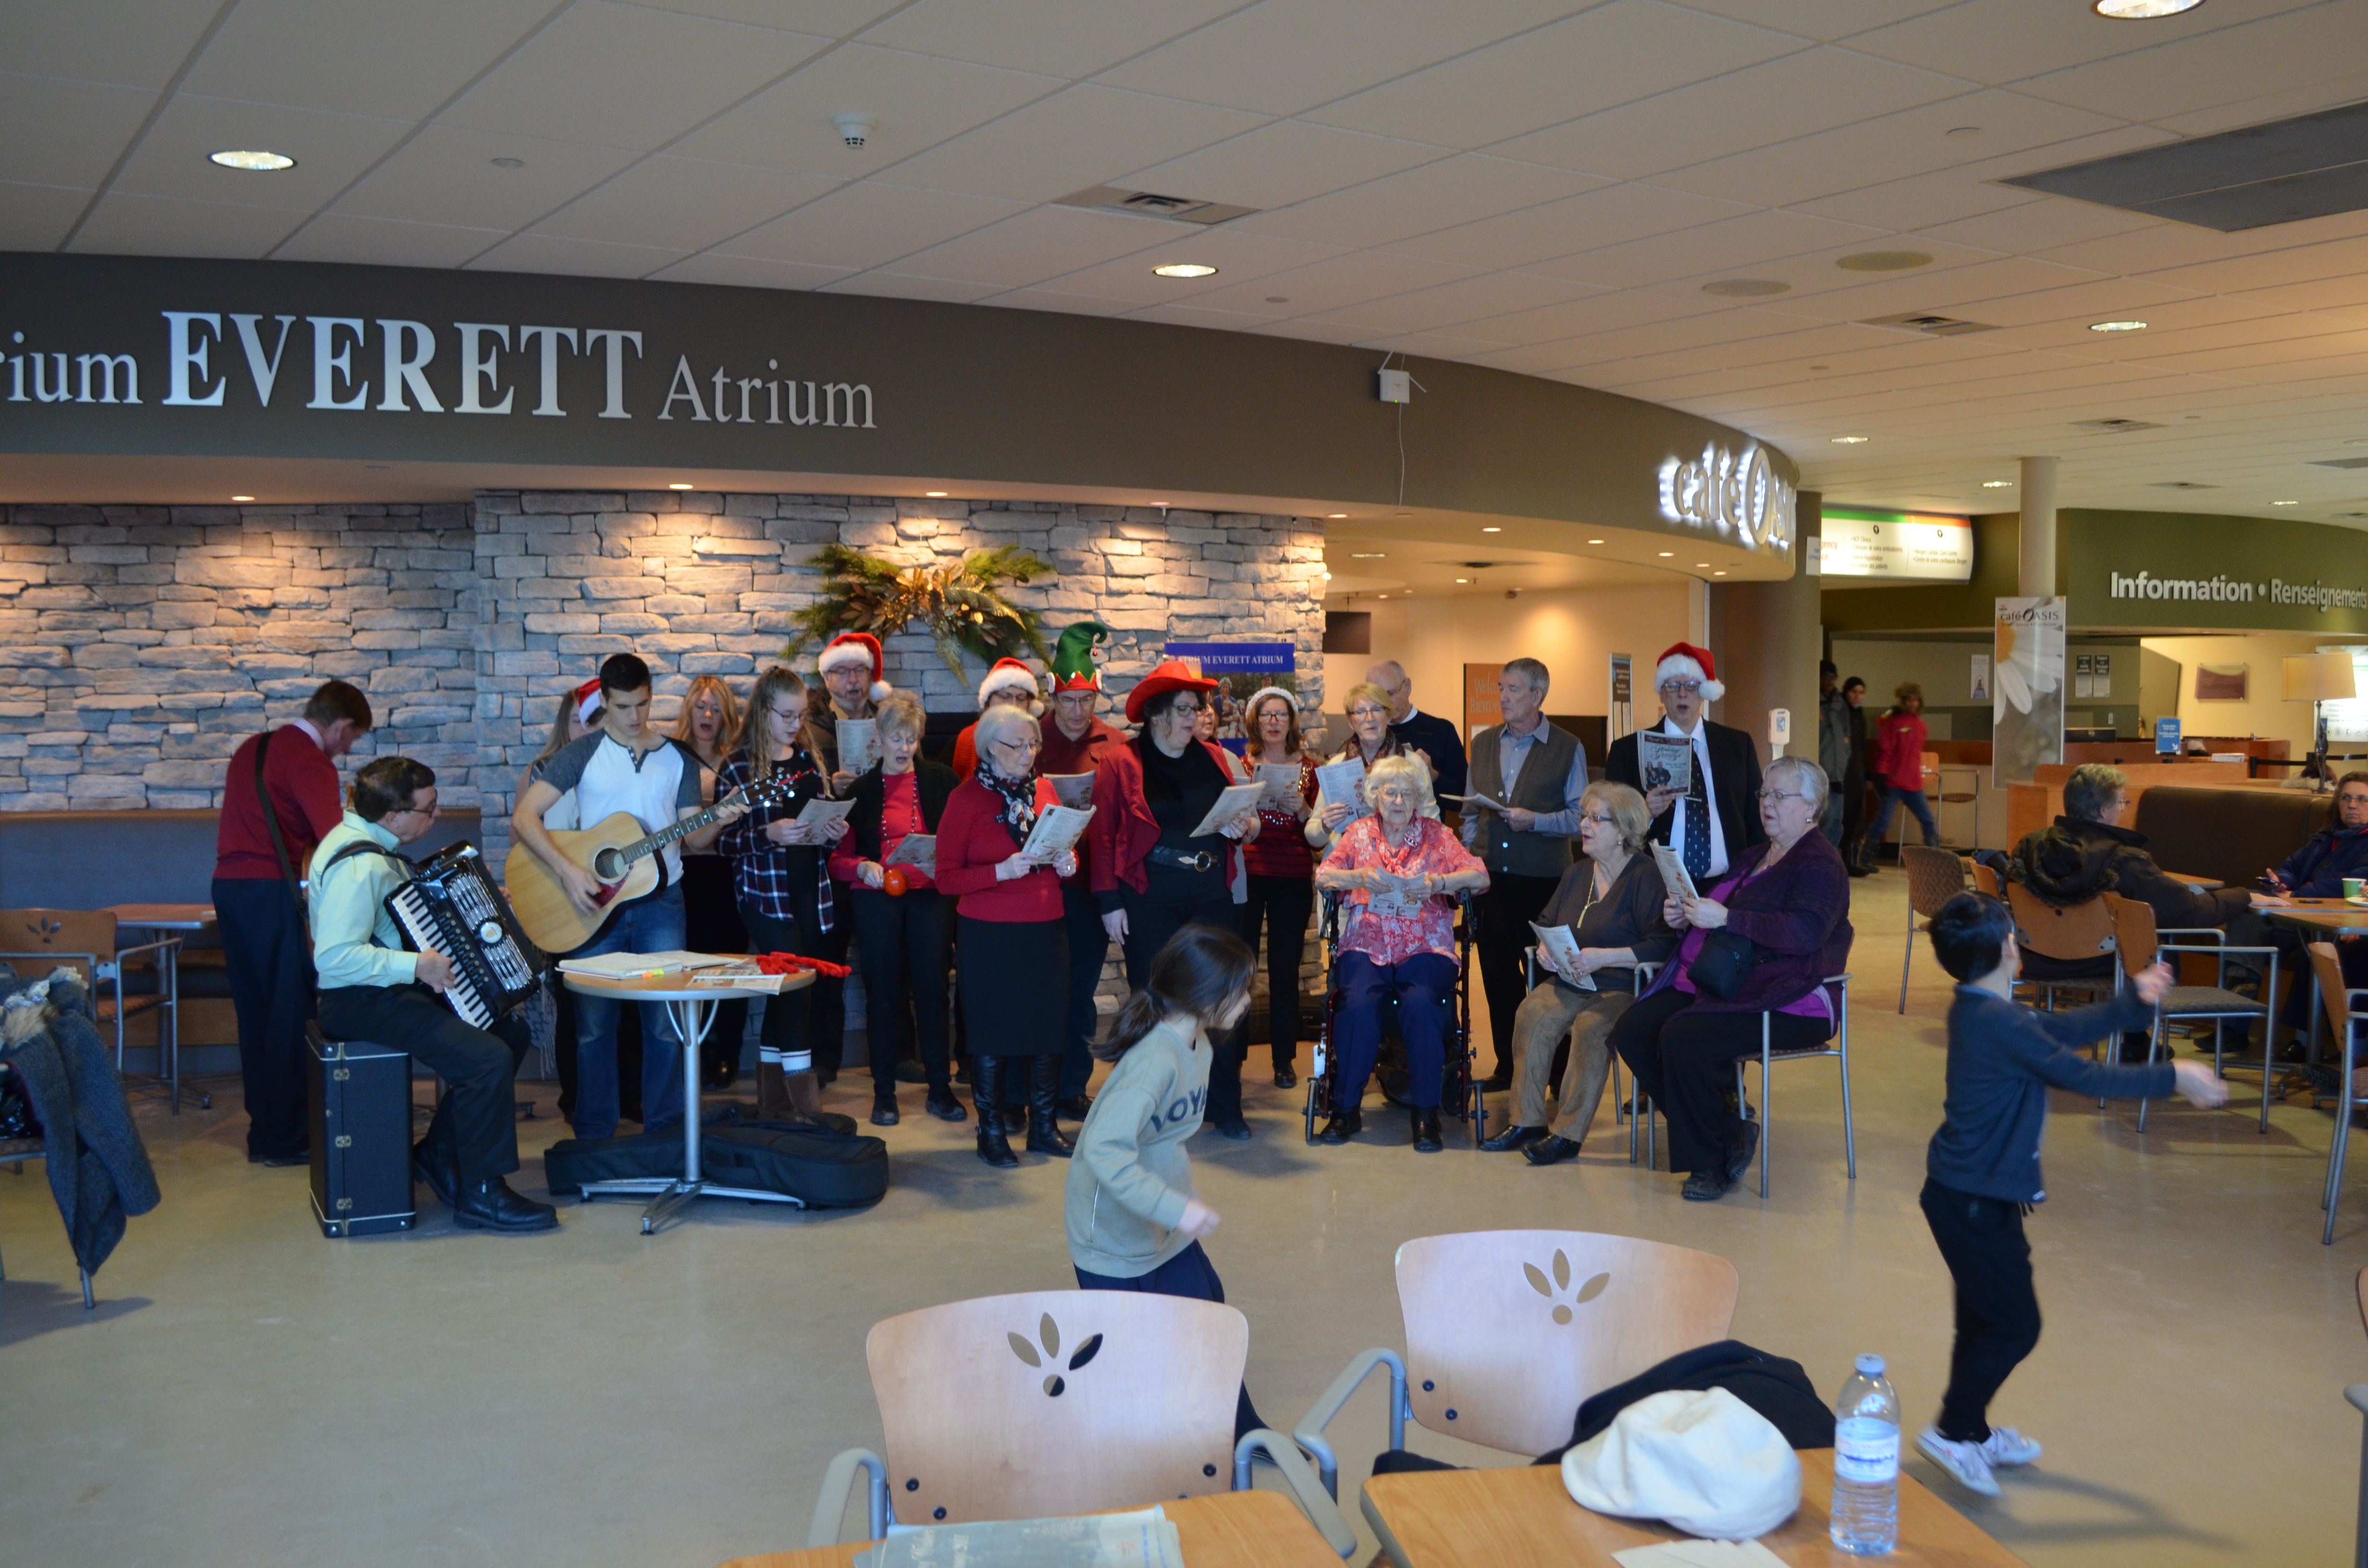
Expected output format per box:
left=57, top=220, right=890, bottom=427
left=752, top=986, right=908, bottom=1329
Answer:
left=1657, top=441, right=1796, bottom=557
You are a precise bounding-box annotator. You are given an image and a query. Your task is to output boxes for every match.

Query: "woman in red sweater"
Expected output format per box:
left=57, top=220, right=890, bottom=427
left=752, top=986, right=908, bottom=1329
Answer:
left=1868, top=681, right=1939, bottom=864
left=936, top=702, right=1080, bottom=1167
left=1237, top=687, right=1318, bottom=1090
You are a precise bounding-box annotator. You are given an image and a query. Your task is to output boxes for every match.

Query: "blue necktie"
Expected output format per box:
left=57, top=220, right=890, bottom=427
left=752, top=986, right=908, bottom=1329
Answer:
left=1683, top=767, right=1713, bottom=882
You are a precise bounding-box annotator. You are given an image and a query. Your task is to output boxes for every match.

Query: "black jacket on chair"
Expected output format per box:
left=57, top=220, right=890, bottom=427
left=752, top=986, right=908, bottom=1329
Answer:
left=1604, top=718, right=1766, bottom=861
left=0, top=966, right=160, bottom=1277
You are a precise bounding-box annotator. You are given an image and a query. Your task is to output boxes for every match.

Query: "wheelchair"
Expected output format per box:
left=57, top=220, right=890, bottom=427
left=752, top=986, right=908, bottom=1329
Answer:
left=1302, top=889, right=1483, bottom=1145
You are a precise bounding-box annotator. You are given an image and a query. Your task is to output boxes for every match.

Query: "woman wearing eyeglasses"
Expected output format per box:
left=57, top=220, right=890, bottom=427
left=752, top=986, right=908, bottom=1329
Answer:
left=1090, top=660, right=1263, bottom=1139
left=1307, top=680, right=1433, bottom=856
left=1608, top=755, right=1854, bottom=1203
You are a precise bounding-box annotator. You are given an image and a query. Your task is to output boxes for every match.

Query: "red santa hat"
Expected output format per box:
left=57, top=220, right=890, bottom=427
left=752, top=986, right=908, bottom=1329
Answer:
left=977, top=657, right=1044, bottom=717
left=817, top=631, right=892, bottom=703
left=572, top=676, right=604, bottom=727
left=1654, top=642, right=1724, bottom=703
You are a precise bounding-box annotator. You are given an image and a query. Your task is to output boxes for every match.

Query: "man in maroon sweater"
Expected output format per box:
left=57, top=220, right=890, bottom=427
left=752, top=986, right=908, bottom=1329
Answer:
left=212, top=681, right=372, bottom=1164
left=1038, top=623, right=1122, bottom=1115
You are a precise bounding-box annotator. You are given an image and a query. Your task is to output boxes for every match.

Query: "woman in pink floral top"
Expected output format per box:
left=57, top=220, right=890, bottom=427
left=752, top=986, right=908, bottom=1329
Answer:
left=1315, top=754, right=1490, bottom=1151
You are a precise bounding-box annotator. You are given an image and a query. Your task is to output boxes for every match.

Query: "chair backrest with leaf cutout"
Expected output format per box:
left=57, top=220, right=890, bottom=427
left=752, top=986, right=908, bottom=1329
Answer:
left=865, top=1289, right=1246, bottom=1527
left=2004, top=882, right=2118, bottom=967
left=1395, top=1230, right=1740, bottom=1457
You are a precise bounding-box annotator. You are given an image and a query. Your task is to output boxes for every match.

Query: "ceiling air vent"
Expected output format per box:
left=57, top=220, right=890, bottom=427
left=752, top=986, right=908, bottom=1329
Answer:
left=2312, top=457, right=2368, bottom=469
left=2072, top=418, right=2165, bottom=434
left=1861, top=312, right=1998, bottom=337
left=1053, top=185, right=1259, bottom=226
left=2152, top=480, right=2217, bottom=490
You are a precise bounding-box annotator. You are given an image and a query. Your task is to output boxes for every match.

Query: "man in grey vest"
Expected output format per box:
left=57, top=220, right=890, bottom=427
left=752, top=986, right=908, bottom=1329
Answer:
left=1462, top=658, right=1587, bottom=1090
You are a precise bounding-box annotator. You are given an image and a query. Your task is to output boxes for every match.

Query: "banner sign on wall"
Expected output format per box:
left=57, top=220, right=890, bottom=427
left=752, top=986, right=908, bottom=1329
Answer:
left=1162, top=641, right=1295, bottom=751
left=1818, top=508, right=1973, bottom=583
left=1464, top=663, right=1505, bottom=745
left=1994, top=597, right=2067, bottom=787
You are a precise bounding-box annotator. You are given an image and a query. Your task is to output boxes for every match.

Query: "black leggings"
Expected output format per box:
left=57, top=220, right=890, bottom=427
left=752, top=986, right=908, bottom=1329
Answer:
left=850, top=886, right=952, bottom=1093
left=1611, top=986, right=1829, bottom=1176
left=1921, top=1178, right=2041, bottom=1443
left=1238, top=873, right=1314, bottom=1071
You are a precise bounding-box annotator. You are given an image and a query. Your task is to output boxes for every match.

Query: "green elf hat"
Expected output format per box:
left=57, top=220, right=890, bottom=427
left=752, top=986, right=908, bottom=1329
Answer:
left=1049, top=621, right=1110, bottom=693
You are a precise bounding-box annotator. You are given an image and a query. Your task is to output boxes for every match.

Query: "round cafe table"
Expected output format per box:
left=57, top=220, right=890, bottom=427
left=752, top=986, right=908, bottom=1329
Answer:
left=561, top=962, right=814, bottom=1235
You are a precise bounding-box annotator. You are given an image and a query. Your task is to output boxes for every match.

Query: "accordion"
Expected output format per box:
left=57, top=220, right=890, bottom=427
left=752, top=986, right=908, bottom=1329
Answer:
left=384, top=842, right=550, bottom=1029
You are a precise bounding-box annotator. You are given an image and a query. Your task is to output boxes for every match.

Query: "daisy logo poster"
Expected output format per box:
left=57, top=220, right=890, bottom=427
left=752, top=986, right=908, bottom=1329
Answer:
left=1993, top=596, right=2066, bottom=788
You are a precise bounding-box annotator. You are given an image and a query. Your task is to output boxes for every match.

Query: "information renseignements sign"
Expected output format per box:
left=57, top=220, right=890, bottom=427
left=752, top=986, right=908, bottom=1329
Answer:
left=2060, top=508, right=2368, bottom=634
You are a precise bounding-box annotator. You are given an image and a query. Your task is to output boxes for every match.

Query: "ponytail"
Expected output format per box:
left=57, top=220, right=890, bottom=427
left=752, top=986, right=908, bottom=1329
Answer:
left=1095, top=921, right=1257, bottom=1062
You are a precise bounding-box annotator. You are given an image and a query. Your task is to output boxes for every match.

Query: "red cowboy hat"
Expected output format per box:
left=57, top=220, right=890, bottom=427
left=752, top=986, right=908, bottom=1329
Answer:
left=1123, top=658, right=1219, bottom=725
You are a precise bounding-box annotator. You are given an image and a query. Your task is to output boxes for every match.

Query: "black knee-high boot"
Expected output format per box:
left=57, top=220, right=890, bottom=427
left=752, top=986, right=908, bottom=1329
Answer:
left=973, top=1056, right=1018, bottom=1168
left=1025, top=1054, right=1074, bottom=1157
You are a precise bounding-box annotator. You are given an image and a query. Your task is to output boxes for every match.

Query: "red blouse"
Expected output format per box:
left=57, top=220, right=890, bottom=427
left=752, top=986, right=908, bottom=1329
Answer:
left=1241, top=754, right=1318, bottom=880
left=828, top=770, right=936, bottom=891
left=933, top=775, right=1064, bottom=922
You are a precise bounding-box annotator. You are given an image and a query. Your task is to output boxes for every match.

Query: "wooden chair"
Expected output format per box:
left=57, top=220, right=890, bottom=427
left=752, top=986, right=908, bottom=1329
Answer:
left=1900, top=845, right=1968, bottom=1012
left=805, top=1289, right=1354, bottom=1556
left=0, top=909, right=180, bottom=1087
left=1937, top=764, right=1980, bottom=851
left=1292, top=1230, right=1737, bottom=1566
left=2004, top=884, right=2121, bottom=1012
left=2308, top=944, right=2368, bottom=1246
left=1964, top=858, right=2002, bottom=897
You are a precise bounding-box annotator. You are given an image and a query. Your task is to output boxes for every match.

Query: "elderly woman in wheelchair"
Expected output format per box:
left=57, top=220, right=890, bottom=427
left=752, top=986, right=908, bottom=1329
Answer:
left=1314, top=754, right=1489, bottom=1152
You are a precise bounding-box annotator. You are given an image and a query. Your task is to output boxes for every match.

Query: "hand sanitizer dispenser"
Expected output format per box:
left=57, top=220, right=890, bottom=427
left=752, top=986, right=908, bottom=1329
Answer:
left=1768, top=708, right=1790, bottom=759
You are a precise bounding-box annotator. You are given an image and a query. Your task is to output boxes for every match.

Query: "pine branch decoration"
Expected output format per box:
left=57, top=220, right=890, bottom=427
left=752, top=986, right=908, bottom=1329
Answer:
left=784, top=543, right=1056, bottom=678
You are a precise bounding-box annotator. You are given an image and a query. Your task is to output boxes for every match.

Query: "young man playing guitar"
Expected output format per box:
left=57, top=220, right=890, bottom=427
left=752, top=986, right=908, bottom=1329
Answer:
left=512, top=653, right=744, bottom=1142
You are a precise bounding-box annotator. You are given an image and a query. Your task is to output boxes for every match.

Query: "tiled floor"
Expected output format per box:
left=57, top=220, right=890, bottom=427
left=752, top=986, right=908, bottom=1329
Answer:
left=2, top=870, right=2361, bottom=1566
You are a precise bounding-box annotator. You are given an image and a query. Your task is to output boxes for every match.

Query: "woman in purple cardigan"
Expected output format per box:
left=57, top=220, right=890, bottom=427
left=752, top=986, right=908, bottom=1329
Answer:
left=1611, top=754, right=1854, bottom=1201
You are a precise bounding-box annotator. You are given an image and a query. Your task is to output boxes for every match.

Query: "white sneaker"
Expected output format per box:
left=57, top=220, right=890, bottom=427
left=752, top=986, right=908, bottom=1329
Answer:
left=1917, top=1426, right=2001, bottom=1497
left=1978, top=1426, right=2042, bottom=1467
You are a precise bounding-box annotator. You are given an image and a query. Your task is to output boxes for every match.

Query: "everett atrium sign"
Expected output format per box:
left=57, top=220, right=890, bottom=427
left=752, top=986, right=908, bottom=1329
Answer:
left=1658, top=441, right=1795, bottom=559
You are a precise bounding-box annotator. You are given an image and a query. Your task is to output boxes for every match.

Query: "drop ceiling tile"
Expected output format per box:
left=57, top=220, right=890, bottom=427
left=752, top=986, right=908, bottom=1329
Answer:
left=2011, top=1, right=2368, bottom=122
left=1459, top=287, right=1721, bottom=343
left=1460, top=340, right=1614, bottom=374
left=333, top=126, right=641, bottom=230
left=1547, top=209, right=1889, bottom=291
left=1357, top=329, right=1522, bottom=356
left=534, top=157, right=841, bottom=250
left=1307, top=0, right=1804, bottom=150
left=1122, top=121, right=1452, bottom=213
left=2233, top=275, right=2368, bottom=315
left=437, top=2, right=834, bottom=150
left=1912, top=196, right=2159, bottom=255
left=1178, top=250, right=1481, bottom=317
left=1032, top=229, right=1345, bottom=308
left=1938, top=277, right=2224, bottom=332
left=272, top=212, right=508, bottom=268
left=1491, top=46, right=1975, bottom=181
left=670, top=45, right=1061, bottom=178
left=109, top=96, right=414, bottom=211
left=820, top=270, right=1005, bottom=303
left=1121, top=301, right=1297, bottom=333
left=1098, top=0, right=1583, bottom=117
left=0, top=181, right=92, bottom=250
left=1652, top=88, right=2125, bottom=208
left=976, top=287, right=1134, bottom=318
left=1793, top=169, right=2045, bottom=232
left=1752, top=254, right=2105, bottom=321
left=468, top=231, right=692, bottom=279
left=67, top=192, right=308, bottom=258
left=181, top=0, right=556, bottom=121
left=2139, top=236, right=2368, bottom=297
left=1390, top=182, right=1753, bottom=270
left=648, top=253, right=857, bottom=291
left=888, top=205, right=1167, bottom=289
left=1663, top=0, right=1957, bottom=41
left=0, top=72, right=156, bottom=190
left=621, top=0, right=907, bottom=34
left=863, top=0, right=1242, bottom=78
left=1301, top=270, right=1597, bottom=335
left=2148, top=78, right=2368, bottom=141
left=0, top=0, right=225, bottom=89
left=1845, top=0, right=2311, bottom=86
left=718, top=181, right=1025, bottom=272
left=1250, top=317, right=1388, bottom=348
left=889, top=84, right=1268, bottom=204
left=1232, top=155, right=1611, bottom=250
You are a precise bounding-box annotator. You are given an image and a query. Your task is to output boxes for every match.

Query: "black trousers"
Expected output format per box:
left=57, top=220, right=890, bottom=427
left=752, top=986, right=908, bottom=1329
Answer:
left=1921, top=1178, right=2041, bottom=1444
left=1611, top=986, right=1828, bottom=1176
left=741, top=906, right=810, bottom=1066
left=1060, top=882, right=1110, bottom=1101
left=1238, top=873, right=1315, bottom=1073
left=1475, top=872, right=1562, bottom=1078
left=808, top=884, right=852, bottom=1077
left=1074, top=1240, right=1264, bottom=1439
left=680, top=856, right=748, bottom=1081
left=317, top=985, right=529, bottom=1187
left=1120, top=887, right=1244, bottom=1127
left=214, top=875, right=314, bottom=1161
left=850, top=886, right=952, bottom=1093
left=1839, top=767, right=1869, bottom=865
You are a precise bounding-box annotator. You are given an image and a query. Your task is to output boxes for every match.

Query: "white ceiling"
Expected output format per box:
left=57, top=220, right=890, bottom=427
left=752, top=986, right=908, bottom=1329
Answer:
left=9, top=0, right=2368, bottom=524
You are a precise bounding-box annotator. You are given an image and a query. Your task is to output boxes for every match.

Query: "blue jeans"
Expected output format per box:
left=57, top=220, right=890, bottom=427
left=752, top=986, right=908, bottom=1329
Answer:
left=1869, top=785, right=1939, bottom=850
left=571, top=886, right=687, bottom=1141
left=1333, top=950, right=1458, bottom=1110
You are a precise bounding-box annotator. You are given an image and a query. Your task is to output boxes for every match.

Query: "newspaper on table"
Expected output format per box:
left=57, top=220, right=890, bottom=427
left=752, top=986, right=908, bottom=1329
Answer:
left=1314, top=756, right=1370, bottom=820
left=1021, top=804, right=1095, bottom=860
left=885, top=833, right=937, bottom=876
left=1638, top=730, right=1694, bottom=796
left=1256, top=762, right=1307, bottom=812
left=835, top=717, right=878, bottom=774
left=1529, top=921, right=1594, bottom=991
left=687, top=965, right=797, bottom=994
left=794, top=796, right=855, bottom=830
left=1045, top=771, right=1095, bottom=808
left=1190, top=782, right=1267, bottom=838
left=854, top=1507, right=1182, bottom=1568
left=1651, top=842, right=1700, bottom=908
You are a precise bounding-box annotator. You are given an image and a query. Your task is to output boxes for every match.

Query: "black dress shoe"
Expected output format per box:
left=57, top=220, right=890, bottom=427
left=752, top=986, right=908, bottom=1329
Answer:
left=453, top=1177, right=558, bottom=1232
left=1479, top=1072, right=1514, bottom=1094
left=1319, top=1107, right=1362, bottom=1143
left=1524, top=1133, right=1583, bottom=1166
left=1681, top=1167, right=1735, bottom=1201
left=411, top=1140, right=459, bottom=1209
left=1059, top=1094, right=1094, bottom=1120
left=1209, top=1117, right=1252, bottom=1142
left=1411, top=1107, right=1443, bottom=1153
left=1724, top=1119, right=1761, bottom=1185
left=1479, top=1123, right=1547, bottom=1153
left=259, top=1149, right=310, bottom=1168
left=925, top=1087, right=969, bottom=1122
left=1273, top=1066, right=1298, bottom=1090
left=869, top=1096, right=900, bottom=1127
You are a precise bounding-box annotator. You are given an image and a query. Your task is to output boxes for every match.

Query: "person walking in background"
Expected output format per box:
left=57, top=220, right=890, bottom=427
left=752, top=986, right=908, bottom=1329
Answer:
left=1367, top=659, right=1467, bottom=802
left=1238, top=687, right=1319, bottom=1090
left=1838, top=677, right=1874, bottom=877
left=673, top=674, right=750, bottom=1090
left=212, top=679, right=372, bottom=1166
left=1038, top=622, right=1123, bottom=1118
left=1817, top=661, right=1853, bottom=848
left=1866, top=683, right=1938, bottom=866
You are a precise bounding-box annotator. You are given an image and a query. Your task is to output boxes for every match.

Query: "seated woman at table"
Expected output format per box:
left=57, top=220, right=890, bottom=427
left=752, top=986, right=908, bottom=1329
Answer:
left=1610, top=756, right=1853, bottom=1202
left=1314, top=754, right=1489, bottom=1152
left=2232, top=771, right=2368, bottom=1053
left=1479, top=781, right=1675, bottom=1166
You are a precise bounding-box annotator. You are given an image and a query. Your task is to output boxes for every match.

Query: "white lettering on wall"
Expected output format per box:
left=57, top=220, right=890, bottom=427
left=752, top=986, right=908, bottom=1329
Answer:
left=1657, top=441, right=1792, bottom=556
left=375, top=318, right=443, bottom=413
left=308, top=317, right=370, bottom=410
left=233, top=314, right=296, bottom=405
left=658, top=355, right=710, bottom=421
left=518, top=326, right=576, bottom=416
left=582, top=328, right=641, bottom=420
left=162, top=312, right=223, bottom=405
left=455, top=322, right=512, bottom=414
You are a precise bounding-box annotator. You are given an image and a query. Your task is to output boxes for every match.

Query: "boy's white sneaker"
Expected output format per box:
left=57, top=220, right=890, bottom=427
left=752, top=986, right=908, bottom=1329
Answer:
left=1916, top=1426, right=2001, bottom=1497
left=1978, top=1427, right=2042, bottom=1467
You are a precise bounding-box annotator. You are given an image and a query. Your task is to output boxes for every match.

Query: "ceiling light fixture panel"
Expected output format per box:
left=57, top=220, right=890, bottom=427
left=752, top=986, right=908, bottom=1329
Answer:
left=1153, top=263, right=1216, bottom=278
left=2089, top=319, right=2148, bottom=332
left=210, top=149, right=294, bottom=171
left=2095, top=0, right=2202, bottom=16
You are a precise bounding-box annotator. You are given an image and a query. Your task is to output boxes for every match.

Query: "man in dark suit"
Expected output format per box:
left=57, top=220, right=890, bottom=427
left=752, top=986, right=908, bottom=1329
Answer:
left=1368, top=659, right=1468, bottom=803
left=1604, top=642, right=1764, bottom=886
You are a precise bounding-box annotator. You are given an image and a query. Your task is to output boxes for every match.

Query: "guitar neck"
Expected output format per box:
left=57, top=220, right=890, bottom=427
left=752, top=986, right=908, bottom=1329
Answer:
left=617, top=796, right=738, bottom=868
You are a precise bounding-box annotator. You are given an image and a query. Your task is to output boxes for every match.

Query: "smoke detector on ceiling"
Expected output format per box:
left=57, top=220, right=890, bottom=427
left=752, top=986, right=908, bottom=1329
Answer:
left=833, top=114, right=873, bottom=148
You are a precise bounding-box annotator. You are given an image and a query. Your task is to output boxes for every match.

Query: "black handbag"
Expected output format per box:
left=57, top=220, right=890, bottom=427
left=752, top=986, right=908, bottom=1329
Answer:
left=1687, top=929, right=1760, bottom=1000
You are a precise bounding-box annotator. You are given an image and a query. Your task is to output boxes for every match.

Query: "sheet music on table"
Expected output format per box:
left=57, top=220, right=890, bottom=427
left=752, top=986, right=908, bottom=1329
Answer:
left=853, top=1505, right=1182, bottom=1568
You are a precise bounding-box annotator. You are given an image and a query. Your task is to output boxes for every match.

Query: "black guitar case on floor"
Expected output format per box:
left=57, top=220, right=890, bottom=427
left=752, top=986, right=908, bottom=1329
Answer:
left=544, top=1107, right=888, bottom=1209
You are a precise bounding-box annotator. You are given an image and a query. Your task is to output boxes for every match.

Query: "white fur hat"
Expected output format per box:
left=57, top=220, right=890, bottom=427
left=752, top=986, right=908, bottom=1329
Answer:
left=1561, top=1387, right=1802, bottom=1540
left=1653, top=641, right=1725, bottom=704
left=818, top=631, right=892, bottom=703
left=1243, top=685, right=1298, bottom=717
left=977, top=657, right=1045, bottom=717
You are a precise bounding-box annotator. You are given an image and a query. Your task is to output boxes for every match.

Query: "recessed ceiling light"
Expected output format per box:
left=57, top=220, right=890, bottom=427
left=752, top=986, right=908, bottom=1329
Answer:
left=491, top=157, right=525, bottom=169
left=1695, top=562, right=1710, bottom=568
left=2089, top=319, right=2148, bottom=332
left=668, top=482, right=694, bottom=490
left=1327, top=513, right=1346, bottom=518
left=1587, top=539, right=1605, bottom=545
left=1831, top=435, right=1870, bottom=444
left=1377, top=593, right=1389, bottom=599
left=1350, top=552, right=1386, bottom=558
left=231, top=494, right=255, bottom=502
left=1153, top=263, right=1217, bottom=278
left=1714, top=570, right=1727, bottom=576
left=2271, top=500, right=2300, bottom=506
left=1837, top=251, right=1932, bottom=272
left=210, top=149, right=295, bottom=171
left=1320, top=570, right=1332, bottom=580
left=1454, top=577, right=1469, bottom=584
left=2095, top=0, right=2202, bottom=16
left=1982, top=480, right=2014, bottom=488
left=1702, top=279, right=1789, bottom=297
left=1480, top=526, right=1502, bottom=533
left=925, top=490, right=947, bottom=496
left=1657, top=551, right=1675, bottom=558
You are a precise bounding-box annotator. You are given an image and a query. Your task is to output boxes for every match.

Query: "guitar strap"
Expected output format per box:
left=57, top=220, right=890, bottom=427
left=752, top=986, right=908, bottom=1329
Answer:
left=253, top=728, right=310, bottom=918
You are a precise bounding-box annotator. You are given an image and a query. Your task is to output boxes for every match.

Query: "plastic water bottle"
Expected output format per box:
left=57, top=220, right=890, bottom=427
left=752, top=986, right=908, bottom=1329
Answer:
left=1830, top=1352, right=1900, bottom=1555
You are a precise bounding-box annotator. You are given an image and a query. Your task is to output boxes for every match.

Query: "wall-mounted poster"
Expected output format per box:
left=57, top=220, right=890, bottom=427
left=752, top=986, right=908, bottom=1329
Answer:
left=1465, top=663, right=1505, bottom=746
left=1162, top=641, right=1297, bottom=753
left=2195, top=664, right=2248, bottom=701
left=1970, top=655, right=1991, bottom=703
left=1994, top=596, right=2066, bottom=787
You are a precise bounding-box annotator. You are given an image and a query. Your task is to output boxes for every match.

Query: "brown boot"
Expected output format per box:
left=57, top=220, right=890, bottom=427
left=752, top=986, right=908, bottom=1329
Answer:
left=755, top=1062, right=791, bottom=1121
left=784, top=1069, right=826, bottom=1123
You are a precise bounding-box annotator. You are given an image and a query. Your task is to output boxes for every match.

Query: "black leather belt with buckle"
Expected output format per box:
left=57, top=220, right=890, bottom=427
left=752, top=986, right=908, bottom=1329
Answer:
left=1148, top=845, right=1217, bottom=874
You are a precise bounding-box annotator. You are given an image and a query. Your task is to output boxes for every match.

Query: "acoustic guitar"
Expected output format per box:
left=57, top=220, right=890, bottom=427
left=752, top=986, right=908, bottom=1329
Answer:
left=503, top=775, right=797, bottom=954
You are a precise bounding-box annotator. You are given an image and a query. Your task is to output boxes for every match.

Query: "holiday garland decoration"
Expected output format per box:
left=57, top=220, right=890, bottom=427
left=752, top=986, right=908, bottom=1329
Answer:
left=783, top=543, right=1056, bottom=677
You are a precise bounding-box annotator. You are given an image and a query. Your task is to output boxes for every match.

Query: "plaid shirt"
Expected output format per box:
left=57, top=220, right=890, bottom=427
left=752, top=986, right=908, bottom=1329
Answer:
left=717, top=747, right=836, bottom=931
